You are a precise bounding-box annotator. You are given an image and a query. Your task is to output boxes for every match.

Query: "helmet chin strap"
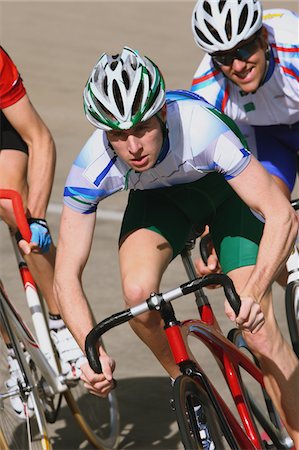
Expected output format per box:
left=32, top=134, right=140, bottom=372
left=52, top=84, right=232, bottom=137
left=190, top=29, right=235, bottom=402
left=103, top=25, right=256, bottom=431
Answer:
left=153, top=113, right=169, bottom=166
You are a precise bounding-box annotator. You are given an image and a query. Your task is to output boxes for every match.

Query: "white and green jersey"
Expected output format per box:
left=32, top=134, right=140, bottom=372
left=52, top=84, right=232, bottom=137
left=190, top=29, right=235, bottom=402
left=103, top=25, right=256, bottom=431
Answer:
left=191, top=9, right=299, bottom=126
left=64, top=90, right=251, bottom=214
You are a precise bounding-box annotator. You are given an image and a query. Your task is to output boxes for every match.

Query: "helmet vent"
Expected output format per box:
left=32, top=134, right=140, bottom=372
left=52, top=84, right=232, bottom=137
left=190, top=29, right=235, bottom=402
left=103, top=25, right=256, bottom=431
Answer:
left=203, top=1, right=212, bottom=15
left=194, top=25, right=213, bottom=46
left=251, top=11, right=259, bottom=28
left=148, top=84, right=161, bottom=110
left=112, top=79, right=124, bottom=116
left=132, top=81, right=143, bottom=116
left=205, top=19, right=223, bottom=44
left=226, top=10, right=232, bottom=40
left=238, top=4, right=249, bottom=34
left=122, top=70, right=130, bottom=89
left=218, top=0, right=225, bottom=13
left=103, top=76, right=108, bottom=96
left=110, top=61, right=118, bottom=71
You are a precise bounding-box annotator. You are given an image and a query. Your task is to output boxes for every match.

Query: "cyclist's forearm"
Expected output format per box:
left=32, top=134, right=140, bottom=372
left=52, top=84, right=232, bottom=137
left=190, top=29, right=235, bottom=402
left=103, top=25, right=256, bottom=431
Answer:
left=54, top=279, right=95, bottom=352
left=27, top=133, right=56, bottom=218
left=242, top=213, right=297, bottom=301
left=54, top=206, right=97, bottom=351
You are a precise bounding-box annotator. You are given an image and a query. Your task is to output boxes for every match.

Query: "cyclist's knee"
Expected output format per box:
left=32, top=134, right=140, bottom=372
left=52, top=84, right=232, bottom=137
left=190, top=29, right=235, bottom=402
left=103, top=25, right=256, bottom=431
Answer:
left=242, top=325, right=283, bottom=360
left=122, top=278, right=156, bottom=308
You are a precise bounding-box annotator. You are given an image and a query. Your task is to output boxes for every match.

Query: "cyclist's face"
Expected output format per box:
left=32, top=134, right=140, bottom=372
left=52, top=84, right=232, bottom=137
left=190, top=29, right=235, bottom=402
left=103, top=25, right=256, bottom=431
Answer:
left=213, top=28, right=268, bottom=93
left=107, top=112, right=165, bottom=172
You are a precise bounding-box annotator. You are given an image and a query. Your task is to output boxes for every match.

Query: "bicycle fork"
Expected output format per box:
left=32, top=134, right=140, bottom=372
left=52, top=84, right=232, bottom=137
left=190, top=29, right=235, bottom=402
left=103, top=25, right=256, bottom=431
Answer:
left=10, top=233, right=66, bottom=394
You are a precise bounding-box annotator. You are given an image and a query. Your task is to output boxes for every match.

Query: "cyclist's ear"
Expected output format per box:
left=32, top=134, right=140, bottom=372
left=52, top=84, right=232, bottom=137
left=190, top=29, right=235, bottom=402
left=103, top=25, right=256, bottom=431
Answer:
left=159, top=104, right=167, bottom=122
left=260, top=26, right=269, bottom=50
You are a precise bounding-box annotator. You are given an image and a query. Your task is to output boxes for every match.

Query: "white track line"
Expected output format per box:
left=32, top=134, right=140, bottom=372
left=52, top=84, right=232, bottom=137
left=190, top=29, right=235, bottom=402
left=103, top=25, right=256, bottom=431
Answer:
left=47, top=203, right=123, bottom=222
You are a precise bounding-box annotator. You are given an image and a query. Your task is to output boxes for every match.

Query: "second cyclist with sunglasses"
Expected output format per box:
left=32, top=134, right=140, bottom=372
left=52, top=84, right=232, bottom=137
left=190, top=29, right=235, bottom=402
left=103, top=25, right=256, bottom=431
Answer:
left=191, top=0, right=299, bottom=201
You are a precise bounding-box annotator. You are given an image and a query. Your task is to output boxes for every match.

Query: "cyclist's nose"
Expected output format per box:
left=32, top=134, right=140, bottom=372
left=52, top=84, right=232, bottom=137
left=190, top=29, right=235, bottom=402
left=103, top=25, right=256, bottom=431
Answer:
left=127, top=135, right=142, bottom=154
left=232, top=58, right=247, bottom=71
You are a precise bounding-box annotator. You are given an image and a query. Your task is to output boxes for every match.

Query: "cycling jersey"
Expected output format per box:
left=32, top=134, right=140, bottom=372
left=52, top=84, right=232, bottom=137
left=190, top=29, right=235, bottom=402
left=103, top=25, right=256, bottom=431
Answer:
left=191, top=9, right=299, bottom=192
left=0, top=47, right=28, bottom=153
left=0, top=46, right=26, bottom=110
left=64, top=90, right=251, bottom=214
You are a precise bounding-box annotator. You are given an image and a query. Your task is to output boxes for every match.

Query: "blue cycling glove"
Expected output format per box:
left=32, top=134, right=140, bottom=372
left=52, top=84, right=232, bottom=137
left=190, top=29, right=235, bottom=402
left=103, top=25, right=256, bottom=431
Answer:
left=28, top=218, right=52, bottom=253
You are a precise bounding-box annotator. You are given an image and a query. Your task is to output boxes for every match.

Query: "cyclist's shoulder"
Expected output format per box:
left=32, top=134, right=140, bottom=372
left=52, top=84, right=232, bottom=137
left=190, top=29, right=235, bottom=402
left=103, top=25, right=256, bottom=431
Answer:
left=167, top=89, right=222, bottom=128
left=0, top=46, right=26, bottom=109
left=166, top=89, right=245, bottom=149
left=73, top=129, right=117, bottom=172
left=263, top=9, right=299, bottom=46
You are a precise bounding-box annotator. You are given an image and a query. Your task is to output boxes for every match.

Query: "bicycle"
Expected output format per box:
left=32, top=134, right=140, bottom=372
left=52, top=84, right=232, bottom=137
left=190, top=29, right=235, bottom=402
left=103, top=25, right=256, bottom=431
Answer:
left=85, top=229, right=294, bottom=450
left=0, top=189, right=120, bottom=450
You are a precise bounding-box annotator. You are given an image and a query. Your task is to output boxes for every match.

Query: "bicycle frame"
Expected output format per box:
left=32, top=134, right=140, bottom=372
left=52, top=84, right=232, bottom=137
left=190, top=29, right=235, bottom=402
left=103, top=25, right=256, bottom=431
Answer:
left=85, top=246, right=293, bottom=449
left=0, top=284, right=66, bottom=394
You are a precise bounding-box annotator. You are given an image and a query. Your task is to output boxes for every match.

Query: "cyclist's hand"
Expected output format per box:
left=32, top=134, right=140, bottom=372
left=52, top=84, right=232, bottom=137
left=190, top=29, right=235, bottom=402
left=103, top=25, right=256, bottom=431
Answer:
left=225, top=296, right=265, bottom=334
left=80, top=354, right=116, bottom=398
left=18, top=218, right=52, bottom=254
left=194, top=250, right=222, bottom=289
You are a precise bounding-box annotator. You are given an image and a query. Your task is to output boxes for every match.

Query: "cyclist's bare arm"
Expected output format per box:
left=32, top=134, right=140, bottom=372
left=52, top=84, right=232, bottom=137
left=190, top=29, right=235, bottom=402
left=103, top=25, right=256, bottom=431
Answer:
left=53, top=205, right=115, bottom=395
left=2, top=94, right=56, bottom=219
left=228, top=156, right=298, bottom=304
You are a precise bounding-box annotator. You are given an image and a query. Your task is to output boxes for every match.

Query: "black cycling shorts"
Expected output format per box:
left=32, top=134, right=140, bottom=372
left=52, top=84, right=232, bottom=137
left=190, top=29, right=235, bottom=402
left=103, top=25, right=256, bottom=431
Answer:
left=0, top=110, right=28, bottom=154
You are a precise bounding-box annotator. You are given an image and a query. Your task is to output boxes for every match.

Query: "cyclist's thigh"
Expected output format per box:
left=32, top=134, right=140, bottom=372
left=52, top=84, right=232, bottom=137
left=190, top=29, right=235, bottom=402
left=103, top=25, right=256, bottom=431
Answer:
left=119, top=186, right=193, bottom=260
left=119, top=228, right=173, bottom=295
left=211, top=192, right=264, bottom=275
left=254, top=123, right=298, bottom=194
left=119, top=188, right=189, bottom=294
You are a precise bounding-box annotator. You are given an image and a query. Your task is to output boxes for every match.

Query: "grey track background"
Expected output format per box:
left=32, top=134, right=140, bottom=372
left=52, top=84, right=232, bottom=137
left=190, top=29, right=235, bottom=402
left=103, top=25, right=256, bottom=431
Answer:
left=0, top=1, right=298, bottom=449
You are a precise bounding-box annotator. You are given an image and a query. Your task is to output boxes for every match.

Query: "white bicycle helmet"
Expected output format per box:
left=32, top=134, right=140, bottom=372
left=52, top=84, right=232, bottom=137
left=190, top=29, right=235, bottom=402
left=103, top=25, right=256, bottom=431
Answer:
left=83, top=46, right=166, bottom=131
left=192, top=0, right=263, bottom=53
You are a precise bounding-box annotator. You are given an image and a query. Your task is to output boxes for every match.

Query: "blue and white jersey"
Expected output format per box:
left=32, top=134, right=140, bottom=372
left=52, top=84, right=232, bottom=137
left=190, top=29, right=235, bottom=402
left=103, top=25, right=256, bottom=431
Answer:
left=64, top=90, right=251, bottom=214
left=191, top=9, right=299, bottom=126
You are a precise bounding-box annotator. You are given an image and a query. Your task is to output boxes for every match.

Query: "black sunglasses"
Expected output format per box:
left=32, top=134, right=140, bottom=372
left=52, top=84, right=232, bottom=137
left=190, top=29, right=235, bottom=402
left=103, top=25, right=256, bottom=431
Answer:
left=211, top=32, right=262, bottom=66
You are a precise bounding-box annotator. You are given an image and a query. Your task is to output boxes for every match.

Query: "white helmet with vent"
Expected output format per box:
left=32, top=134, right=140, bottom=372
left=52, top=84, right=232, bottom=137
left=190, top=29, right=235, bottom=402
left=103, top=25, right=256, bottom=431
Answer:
left=83, top=46, right=165, bottom=131
left=192, top=0, right=263, bottom=53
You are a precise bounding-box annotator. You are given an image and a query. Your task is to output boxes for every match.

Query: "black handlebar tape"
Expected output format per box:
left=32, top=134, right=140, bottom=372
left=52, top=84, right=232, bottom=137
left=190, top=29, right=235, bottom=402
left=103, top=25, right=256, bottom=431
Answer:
left=180, top=274, right=241, bottom=315
left=85, top=309, right=133, bottom=373
left=199, top=233, right=213, bottom=265
left=291, top=198, right=299, bottom=211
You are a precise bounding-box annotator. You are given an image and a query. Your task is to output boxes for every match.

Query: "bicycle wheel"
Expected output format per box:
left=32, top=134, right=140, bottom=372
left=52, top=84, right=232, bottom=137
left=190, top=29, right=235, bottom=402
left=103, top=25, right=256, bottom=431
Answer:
left=0, top=329, right=52, bottom=450
left=173, top=374, right=225, bottom=450
left=228, top=328, right=294, bottom=449
left=285, top=280, right=299, bottom=358
left=64, top=375, right=120, bottom=449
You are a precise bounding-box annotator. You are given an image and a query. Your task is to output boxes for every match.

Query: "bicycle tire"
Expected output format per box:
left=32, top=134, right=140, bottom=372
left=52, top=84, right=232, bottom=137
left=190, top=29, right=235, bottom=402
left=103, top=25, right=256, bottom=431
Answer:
left=228, top=328, right=294, bottom=449
left=64, top=382, right=120, bottom=450
left=285, top=280, right=299, bottom=358
left=173, top=374, right=225, bottom=450
left=0, top=327, right=52, bottom=450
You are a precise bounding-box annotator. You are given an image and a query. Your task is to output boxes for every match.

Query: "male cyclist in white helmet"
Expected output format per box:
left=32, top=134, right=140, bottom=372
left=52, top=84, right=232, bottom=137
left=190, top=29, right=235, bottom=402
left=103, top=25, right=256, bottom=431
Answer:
left=53, top=47, right=299, bottom=448
left=191, top=0, right=299, bottom=199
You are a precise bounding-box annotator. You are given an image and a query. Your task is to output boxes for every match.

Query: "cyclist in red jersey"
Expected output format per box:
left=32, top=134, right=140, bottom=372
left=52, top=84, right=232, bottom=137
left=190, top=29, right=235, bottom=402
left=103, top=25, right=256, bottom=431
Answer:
left=0, top=46, right=85, bottom=418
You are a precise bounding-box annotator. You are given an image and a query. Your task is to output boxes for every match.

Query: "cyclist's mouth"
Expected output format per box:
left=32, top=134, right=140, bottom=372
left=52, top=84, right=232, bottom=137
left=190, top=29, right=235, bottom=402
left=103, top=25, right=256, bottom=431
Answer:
left=234, top=66, right=254, bottom=82
left=131, top=155, right=149, bottom=168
